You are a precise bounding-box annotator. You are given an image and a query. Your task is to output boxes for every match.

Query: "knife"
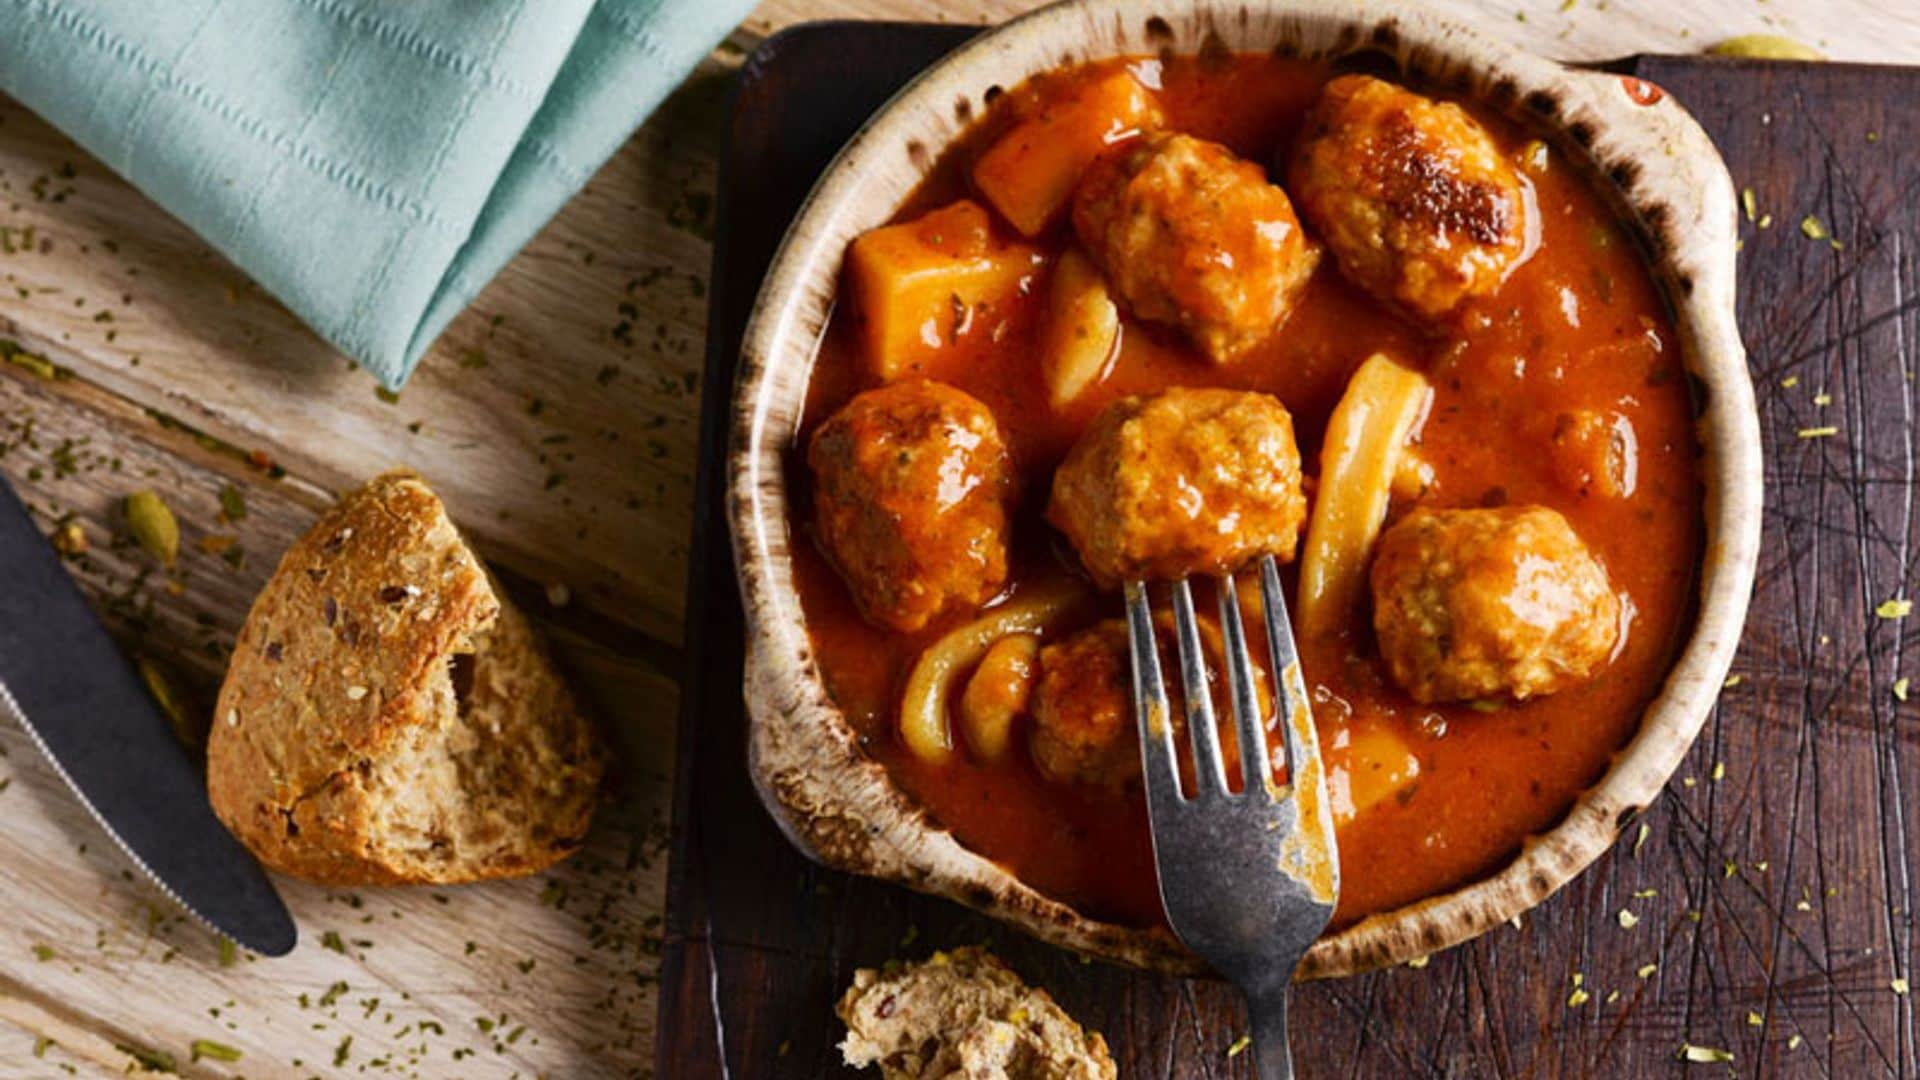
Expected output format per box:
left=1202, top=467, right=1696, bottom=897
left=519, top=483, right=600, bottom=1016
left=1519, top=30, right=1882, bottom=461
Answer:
left=0, top=477, right=295, bottom=956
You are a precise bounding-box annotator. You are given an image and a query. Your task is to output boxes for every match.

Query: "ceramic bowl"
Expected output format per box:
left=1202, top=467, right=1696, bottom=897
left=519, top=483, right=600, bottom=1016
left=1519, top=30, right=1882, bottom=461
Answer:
left=727, top=0, right=1761, bottom=977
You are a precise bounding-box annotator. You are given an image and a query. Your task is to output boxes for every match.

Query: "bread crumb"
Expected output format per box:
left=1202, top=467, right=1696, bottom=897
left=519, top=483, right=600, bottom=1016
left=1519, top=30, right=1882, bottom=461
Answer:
left=838, top=947, right=1115, bottom=1079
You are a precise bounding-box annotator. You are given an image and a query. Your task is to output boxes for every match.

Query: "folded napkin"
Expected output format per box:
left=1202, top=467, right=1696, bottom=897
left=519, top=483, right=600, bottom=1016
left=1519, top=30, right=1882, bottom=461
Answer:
left=0, top=0, right=754, bottom=388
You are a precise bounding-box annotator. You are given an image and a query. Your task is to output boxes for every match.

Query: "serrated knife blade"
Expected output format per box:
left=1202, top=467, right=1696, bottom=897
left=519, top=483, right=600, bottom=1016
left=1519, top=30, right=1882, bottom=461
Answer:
left=0, top=477, right=294, bottom=956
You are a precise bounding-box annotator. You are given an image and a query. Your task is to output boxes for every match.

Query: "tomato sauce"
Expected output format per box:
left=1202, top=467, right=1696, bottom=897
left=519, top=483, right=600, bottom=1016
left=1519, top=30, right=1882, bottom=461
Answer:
left=783, top=53, right=1701, bottom=929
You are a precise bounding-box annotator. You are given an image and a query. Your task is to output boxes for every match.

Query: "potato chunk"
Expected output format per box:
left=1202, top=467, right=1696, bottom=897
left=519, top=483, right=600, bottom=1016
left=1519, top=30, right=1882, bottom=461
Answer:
left=1040, top=249, right=1121, bottom=409
left=972, top=69, right=1164, bottom=237
left=1328, top=724, right=1422, bottom=824
left=1370, top=506, right=1619, bottom=703
left=846, top=200, right=1044, bottom=380
left=1048, top=387, right=1307, bottom=588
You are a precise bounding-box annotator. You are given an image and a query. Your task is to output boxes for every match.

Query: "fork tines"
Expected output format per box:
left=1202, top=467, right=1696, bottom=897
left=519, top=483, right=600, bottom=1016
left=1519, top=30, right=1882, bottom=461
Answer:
left=1124, top=553, right=1310, bottom=803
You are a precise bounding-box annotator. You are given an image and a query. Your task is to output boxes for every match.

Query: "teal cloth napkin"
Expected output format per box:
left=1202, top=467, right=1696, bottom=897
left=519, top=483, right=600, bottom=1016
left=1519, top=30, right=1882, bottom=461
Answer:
left=0, top=0, right=753, bottom=388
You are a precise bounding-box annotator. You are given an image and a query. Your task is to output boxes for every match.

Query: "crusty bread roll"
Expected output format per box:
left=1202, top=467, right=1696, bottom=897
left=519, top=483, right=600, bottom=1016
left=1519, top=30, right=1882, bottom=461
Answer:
left=838, top=947, right=1117, bottom=1080
left=207, top=470, right=603, bottom=885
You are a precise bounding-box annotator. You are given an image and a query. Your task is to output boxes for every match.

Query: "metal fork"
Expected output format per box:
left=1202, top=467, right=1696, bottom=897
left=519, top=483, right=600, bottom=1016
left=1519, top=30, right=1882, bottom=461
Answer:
left=1124, top=553, right=1339, bottom=1080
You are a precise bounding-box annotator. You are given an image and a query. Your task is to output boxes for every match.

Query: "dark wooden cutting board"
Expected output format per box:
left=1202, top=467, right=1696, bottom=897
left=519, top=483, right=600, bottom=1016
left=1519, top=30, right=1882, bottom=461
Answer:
left=658, top=25, right=1920, bottom=1077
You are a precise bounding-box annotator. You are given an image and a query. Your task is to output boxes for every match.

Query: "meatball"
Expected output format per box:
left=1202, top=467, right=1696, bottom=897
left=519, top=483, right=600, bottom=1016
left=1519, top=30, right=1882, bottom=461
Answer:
left=1029, top=615, right=1263, bottom=788
left=1048, top=387, right=1307, bottom=588
left=1072, top=132, right=1319, bottom=363
left=808, top=380, right=1015, bottom=632
left=1030, top=620, right=1140, bottom=788
left=1370, top=506, right=1619, bottom=703
left=1289, top=74, right=1530, bottom=320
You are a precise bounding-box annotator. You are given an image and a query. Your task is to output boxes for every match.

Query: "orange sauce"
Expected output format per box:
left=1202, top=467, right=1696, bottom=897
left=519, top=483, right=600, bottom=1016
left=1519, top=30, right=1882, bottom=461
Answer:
left=785, top=54, right=1701, bottom=928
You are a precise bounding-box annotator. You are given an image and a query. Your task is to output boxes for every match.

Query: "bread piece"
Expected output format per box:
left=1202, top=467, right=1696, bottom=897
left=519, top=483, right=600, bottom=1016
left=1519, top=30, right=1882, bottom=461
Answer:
left=838, top=948, right=1117, bottom=1080
left=207, top=470, right=603, bottom=885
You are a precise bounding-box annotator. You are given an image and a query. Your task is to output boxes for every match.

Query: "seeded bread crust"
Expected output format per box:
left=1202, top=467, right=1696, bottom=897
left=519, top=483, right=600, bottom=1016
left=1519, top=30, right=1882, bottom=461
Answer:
left=206, top=470, right=602, bottom=886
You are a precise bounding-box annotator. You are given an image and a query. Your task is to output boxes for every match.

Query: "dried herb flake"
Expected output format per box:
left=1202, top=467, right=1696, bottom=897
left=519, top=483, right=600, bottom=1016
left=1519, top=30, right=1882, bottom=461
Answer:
left=218, top=484, right=247, bottom=523
left=117, top=1043, right=177, bottom=1073
left=190, top=1040, right=241, bottom=1063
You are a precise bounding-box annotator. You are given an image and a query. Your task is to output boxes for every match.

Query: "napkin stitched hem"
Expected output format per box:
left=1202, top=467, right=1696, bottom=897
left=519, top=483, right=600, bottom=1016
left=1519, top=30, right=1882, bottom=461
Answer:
left=0, top=0, right=755, bottom=387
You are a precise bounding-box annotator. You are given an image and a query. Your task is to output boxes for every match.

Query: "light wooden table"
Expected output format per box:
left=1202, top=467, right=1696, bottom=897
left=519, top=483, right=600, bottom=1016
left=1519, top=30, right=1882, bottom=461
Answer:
left=0, top=2, right=1913, bottom=1077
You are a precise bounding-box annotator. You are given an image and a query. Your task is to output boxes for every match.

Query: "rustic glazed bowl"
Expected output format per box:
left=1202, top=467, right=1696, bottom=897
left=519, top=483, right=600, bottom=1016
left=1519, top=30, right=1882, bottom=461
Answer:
left=727, top=0, right=1761, bottom=977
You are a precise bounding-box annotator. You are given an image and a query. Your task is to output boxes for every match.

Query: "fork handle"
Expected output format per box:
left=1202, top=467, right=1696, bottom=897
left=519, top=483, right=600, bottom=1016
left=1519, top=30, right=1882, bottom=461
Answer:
left=1247, top=986, right=1295, bottom=1080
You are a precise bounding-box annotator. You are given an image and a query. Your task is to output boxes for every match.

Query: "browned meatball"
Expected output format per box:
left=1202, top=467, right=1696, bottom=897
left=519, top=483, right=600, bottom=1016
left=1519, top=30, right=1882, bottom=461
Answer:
left=1048, top=387, right=1307, bottom=588
left=1030, top=620, right=1139, bottom=788
left=1289, top=75, right=1530, bottom=320
left=1029, top=615, right=1263, bottom=788
left=1370, top=506, right=1618, bottom=703
left=808, top=380, right=1015, bottom=633
left=1072, top=132, right=1319, bottom=363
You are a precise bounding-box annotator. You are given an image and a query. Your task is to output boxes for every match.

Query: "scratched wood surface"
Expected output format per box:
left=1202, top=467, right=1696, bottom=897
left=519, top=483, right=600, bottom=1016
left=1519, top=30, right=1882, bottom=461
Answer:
left=0, top=2, right=1914, bottom=1078
left=656, top=31, right=1920, bottom=1080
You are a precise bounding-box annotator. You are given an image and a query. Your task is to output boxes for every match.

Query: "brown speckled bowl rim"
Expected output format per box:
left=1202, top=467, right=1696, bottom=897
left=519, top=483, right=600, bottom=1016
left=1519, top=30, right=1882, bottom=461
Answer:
left=726, top=0, right=1762, bottom=978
